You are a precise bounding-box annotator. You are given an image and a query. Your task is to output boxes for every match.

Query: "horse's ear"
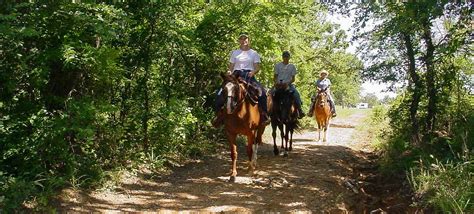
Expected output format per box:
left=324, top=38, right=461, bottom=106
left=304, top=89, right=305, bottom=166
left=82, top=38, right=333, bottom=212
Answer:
left=220, top=72, right=227, bottom=80
left=232, top=72, right=239, bottom=80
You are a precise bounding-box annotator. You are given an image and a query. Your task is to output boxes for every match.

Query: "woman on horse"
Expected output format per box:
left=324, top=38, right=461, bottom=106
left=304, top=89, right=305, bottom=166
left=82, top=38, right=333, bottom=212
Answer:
left=212, top=33, right=270, bottom=127
left=273, top=50, right=304, bottom=119
left=307, top=70, right=337, bottom=117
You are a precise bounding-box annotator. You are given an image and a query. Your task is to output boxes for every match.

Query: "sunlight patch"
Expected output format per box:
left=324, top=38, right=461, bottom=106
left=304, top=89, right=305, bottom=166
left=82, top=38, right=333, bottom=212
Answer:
left=217, top=176, right=253, bottom=184
left=205, top=205, right=251, bottom=213
left=282, top=201, right=306, bottom=207
left=176, top=193, right=198, bottom=200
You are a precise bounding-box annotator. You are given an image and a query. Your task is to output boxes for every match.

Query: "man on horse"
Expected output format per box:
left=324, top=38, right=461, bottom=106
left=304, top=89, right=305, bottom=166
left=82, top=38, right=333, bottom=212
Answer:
left=212, top=33, right=270, bottom=127
left=307, top=70, right=337, bottom=118
left=272, top=50, right=304, bottom=119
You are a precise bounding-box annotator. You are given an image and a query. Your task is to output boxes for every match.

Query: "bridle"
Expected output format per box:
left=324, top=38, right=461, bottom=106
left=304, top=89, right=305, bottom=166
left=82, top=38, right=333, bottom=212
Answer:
left=316, top=90, right=328, bottom=107
left=224, top=80, right=246, bottom=114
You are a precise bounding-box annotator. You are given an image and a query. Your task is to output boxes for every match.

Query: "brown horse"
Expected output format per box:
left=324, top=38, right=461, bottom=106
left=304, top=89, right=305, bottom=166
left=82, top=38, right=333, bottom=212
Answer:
left=219, top=73, right=266, bottom=182
left=314, top=89, right=331, bottom=142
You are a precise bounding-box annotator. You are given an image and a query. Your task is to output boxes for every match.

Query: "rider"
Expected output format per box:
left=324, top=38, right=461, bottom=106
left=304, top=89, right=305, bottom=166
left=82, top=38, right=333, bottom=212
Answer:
left=307, top=70, right=337, bottom=117
left=272, top=50, right=304, bottom=119
left=212, top=33, right=270, bottom=127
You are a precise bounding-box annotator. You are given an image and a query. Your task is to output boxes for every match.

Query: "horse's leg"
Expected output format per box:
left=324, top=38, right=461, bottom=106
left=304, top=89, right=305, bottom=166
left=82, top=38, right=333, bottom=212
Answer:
left=227, top=132, right=238, bottom=182
left=272, top=122, right=279, bottom=156
left=246, top=132, right=256, bottom=174
left=289, top=126, right=294, bottom=151
left=279, top=123, right=285, bottom=150
left=316, top=121, right=321, bottom=142
left=252, top=136, right=259, bottom=170
left=283, top=124, right=289, bottom=157
left=323, top=119, right=329, bottom=142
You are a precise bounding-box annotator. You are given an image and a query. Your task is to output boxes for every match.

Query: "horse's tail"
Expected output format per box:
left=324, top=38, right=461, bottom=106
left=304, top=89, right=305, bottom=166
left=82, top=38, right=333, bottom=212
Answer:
left=292, top=118, right=301, bottom=133
left=295, top=120, right=301, bottom=132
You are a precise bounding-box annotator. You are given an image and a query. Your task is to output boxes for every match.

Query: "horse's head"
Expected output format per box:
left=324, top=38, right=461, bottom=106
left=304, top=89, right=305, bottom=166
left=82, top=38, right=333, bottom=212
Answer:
left=273, top=87, right=294, bottom=123
left=220, top=72, right=243, bottom=114
left=316, top=89, right=328, bottom=108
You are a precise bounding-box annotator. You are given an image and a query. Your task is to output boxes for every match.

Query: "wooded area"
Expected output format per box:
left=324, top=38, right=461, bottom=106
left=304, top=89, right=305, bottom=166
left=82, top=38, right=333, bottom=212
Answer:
left=0, top=1, right=472, bottom=212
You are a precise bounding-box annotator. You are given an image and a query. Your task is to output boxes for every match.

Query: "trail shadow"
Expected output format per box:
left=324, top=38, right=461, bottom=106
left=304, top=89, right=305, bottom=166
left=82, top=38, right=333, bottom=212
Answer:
left=56, top=138, right=383, bottom=213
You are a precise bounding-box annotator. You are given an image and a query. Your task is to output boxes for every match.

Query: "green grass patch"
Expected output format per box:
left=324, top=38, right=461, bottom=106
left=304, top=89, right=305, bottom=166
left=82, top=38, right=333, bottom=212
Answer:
left=409, top=157, right=474, bottom=213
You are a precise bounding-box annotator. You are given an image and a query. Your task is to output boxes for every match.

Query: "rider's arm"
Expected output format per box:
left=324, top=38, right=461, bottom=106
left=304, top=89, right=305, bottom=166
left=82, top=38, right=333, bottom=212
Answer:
left=290, top=75, right=295, bottom=84
left=227, top=63, right=234, bottom=74
left=250, top=63, right=260, bottom=77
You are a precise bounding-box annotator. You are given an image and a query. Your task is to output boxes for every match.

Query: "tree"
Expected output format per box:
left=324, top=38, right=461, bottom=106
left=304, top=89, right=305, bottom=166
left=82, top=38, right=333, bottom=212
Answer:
left=352, top=1, right=472, bottom=143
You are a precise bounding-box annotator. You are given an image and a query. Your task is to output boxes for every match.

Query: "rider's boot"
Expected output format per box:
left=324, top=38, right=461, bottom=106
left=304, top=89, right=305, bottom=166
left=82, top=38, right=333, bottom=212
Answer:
left=329, top=100, right=337, bottom=118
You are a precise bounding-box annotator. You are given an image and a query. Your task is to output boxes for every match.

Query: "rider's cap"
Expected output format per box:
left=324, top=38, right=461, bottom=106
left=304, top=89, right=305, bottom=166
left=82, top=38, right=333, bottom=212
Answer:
left=320, top=70, right=329, bottom=75
left=282, top=50, right=291, bottom=57
left=239, top=33, right=249, bottom=39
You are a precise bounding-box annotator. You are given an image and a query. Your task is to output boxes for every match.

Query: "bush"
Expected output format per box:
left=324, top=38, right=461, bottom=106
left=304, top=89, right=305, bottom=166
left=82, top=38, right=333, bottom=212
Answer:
left=409, top=157, right=474, bottom=213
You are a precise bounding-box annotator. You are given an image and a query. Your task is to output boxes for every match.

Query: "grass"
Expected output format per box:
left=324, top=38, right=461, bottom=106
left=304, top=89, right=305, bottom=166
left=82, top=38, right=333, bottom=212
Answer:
left=409, top=157, right=474, bottom=213
left=336, top=106, right=369, bottom=119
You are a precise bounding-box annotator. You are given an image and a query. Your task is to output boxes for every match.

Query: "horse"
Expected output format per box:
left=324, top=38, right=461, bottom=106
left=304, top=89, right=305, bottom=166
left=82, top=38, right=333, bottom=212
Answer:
left=269, top=84, right=299, bottom=157
left=219, top=72, right=267, bottom=182
left=313, top=89, right=331, bottom=142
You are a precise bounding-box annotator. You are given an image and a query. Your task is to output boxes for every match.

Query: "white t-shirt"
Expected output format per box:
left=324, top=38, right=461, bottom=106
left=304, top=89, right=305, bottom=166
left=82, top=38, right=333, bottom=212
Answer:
left=316, top=78, right=331, bottom=90
left=274, top=62, right=297, bottom=84
left=229, top=49, right=261, bottom=71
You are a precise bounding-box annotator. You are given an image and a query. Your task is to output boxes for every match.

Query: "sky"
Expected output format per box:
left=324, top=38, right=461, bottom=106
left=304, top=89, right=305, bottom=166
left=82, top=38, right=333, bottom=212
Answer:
left=327, top=11, right=398, bottom=99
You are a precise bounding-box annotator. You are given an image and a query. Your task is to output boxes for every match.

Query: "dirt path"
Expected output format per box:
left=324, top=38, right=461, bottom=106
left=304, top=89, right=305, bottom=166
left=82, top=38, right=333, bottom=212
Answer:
left=56, top=111, right=412, bottom=213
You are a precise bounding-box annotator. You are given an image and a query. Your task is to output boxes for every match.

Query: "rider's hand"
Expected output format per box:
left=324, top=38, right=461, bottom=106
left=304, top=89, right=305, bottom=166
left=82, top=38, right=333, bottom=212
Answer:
left=248, top=71, right=255, bottom=77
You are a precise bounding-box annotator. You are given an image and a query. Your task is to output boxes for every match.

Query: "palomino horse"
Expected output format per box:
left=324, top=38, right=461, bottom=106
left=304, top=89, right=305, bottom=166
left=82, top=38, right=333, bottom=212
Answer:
left=314, top=89, right=331, bottom=142
left=269, top=84, right=299, bottom=157
left=219, top=73, right=266, bottom=182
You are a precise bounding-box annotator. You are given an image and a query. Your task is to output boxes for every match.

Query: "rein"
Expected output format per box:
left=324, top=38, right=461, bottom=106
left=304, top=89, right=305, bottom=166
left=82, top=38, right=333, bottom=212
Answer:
left=224, top=71, right=254, bottom=114
left=226, top=82, right=247, bottom=114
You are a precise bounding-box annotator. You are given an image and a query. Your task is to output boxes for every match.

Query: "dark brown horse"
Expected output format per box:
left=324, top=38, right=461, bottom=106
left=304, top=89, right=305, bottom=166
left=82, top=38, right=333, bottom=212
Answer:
left=219, top=73, right=266, bottom=182
left=269, top=84, right=299, bottom=157
left=314, top=89, right=331, bottom=142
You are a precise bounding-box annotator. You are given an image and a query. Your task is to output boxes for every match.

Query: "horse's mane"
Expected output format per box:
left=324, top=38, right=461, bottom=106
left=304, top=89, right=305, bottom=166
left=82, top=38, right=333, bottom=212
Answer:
left=221, top=73, right=239, bottom=85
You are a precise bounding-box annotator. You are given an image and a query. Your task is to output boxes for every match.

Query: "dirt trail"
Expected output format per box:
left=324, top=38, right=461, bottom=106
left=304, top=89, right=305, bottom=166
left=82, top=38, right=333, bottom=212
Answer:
left=56, top=111, right=412, bottom=213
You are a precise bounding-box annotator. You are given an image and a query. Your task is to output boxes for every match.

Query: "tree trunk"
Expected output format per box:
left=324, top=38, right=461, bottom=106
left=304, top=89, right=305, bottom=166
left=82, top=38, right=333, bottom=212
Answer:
left=402, top=33, right=422, bottom=145
left=422, top=20, right=436, bottom=133
left=141, top=18, right=157, bottom=150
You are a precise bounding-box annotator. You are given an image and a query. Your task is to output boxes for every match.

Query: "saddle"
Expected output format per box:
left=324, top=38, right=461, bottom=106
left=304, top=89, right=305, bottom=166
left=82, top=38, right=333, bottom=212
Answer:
left=237, top=77, right=259, bottom=105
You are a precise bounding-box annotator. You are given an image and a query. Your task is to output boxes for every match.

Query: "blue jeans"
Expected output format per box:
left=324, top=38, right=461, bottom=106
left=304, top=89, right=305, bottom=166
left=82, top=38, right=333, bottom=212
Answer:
left=288, top=84, right=302, bottom=109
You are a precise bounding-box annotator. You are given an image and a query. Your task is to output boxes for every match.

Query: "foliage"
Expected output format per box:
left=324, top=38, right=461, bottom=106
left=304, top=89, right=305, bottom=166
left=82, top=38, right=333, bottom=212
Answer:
left=360, top=92, right=381, bottom=108
left=409, top=157, right=474, bottom=213
left=346, top=1, right=473, bottom=211
left=0, top=2, right=362, bottom=211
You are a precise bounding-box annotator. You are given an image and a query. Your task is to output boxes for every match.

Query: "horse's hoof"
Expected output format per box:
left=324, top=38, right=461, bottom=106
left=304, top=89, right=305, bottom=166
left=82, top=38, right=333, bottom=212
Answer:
left=229, top=176, right=236, bottom=183
left=283, top=152, right=288, bottom=157
left=273, top=149, right=279, bottom=156
left=248, top=169, right=255, bottom=176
